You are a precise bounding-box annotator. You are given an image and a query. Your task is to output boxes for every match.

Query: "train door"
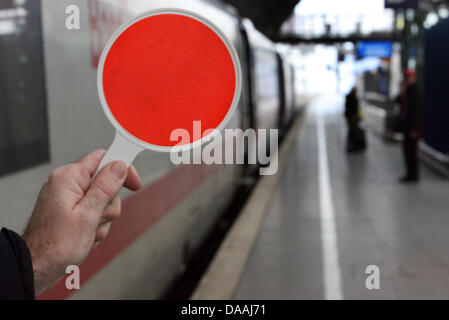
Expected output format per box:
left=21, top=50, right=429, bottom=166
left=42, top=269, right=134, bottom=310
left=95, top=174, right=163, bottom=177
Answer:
left=0, top=0, right=49, bottom=177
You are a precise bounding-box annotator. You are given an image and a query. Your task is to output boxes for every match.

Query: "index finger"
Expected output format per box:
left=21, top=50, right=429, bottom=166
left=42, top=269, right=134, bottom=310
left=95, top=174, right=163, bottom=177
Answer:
left=76, top=149, right=107, bottom=176
left=124, top=165, right=142, bottom=191
left=76, top=150, right=142, bottom=191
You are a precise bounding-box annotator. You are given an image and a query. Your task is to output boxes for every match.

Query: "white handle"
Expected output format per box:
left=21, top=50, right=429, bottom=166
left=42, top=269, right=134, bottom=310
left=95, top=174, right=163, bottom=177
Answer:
left=93, top=131, right=143, bottom=178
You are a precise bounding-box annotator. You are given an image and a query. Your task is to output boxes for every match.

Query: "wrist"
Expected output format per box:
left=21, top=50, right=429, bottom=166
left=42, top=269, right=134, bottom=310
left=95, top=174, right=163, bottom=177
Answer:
left=23, top=233, right=51, bottom=296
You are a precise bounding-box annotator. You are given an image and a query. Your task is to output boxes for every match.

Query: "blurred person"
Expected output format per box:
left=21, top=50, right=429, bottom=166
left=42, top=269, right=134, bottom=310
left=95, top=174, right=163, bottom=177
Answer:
left=397, top=69, right=421, bottom=183
left=0, top=150, right=142, bottom=299
left=344, top=86, right=366, bottom=152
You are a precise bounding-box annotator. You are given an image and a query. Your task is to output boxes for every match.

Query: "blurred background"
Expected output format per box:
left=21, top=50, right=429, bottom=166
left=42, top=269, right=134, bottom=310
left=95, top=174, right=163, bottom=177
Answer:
left=1, top=0, right=449, bottom=300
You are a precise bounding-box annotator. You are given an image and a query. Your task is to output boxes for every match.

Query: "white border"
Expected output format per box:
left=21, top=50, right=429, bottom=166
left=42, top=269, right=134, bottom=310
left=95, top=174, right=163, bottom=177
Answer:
left=97, top=8, right=243, bottom=153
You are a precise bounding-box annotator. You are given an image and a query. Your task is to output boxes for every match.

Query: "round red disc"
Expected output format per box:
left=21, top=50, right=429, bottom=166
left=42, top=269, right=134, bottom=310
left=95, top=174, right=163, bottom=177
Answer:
left=102, top=13, right=237, bottom=147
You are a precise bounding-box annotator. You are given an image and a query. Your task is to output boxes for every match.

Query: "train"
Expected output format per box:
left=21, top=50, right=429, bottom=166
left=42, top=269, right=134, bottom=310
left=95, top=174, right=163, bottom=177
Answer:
left=0, top=0, right=302, bottom=299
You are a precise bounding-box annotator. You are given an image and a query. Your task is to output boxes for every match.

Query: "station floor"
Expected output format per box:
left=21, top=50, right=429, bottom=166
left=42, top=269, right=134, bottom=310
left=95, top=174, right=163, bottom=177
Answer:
left=233, top=94, right=449, bottom=300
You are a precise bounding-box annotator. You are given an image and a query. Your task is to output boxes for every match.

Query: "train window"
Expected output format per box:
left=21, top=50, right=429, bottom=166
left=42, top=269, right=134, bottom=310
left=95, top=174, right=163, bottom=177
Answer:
left=253, top=49, right=280, bottom=129
left=254, top=50, right=280, bottom=102
left=0, top=0, right=49, bottom=177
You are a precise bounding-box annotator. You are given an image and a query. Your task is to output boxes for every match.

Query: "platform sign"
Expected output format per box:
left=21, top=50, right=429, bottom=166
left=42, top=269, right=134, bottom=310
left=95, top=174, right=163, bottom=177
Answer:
left=357, top=41, right=393, bottom=59
left=384, top=0, right=419, bottom=10
left=94, top=9, right=242, bottom=176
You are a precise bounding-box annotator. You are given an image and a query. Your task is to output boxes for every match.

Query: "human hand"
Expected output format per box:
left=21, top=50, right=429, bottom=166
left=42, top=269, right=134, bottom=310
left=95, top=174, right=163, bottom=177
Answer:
left=23, top=150, right=142, bottom=296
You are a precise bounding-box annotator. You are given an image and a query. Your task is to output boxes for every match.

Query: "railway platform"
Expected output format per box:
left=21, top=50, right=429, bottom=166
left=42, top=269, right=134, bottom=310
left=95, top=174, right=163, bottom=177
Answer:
left=192, top=94, right=449, bottom=300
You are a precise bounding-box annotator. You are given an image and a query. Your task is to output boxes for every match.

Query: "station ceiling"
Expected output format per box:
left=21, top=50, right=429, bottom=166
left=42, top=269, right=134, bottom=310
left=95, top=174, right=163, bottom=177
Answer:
left=223, top=0, right=301, bottom=39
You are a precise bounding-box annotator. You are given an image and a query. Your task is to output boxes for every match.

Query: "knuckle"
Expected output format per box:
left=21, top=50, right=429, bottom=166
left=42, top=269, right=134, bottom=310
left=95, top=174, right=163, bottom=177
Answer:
left=95, top=229, right=106, bottom=242
left=112, top=198, right=122, bottom=217
left=104, top=201, right=121, bottom=220
left=65, top=164, right=82, bottom=179
left=113, top=206, right=121, bottom=219
left=91, top=179, right=115, bottom=200
left=48, top=166, right=66, bottom=182
left=78, top=166, right=91, bottom=180
left=49, top=164, right=82, bottom=182
left=96, top=223, right=111, bottom=242
left=77, top=167, right=92, bottom=188
left=109, top=207, right=121, bottom=220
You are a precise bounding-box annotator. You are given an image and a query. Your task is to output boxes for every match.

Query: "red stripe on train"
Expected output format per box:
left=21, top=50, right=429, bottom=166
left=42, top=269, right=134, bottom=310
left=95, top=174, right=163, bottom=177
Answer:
left=39, top=163, right=220, bottom=300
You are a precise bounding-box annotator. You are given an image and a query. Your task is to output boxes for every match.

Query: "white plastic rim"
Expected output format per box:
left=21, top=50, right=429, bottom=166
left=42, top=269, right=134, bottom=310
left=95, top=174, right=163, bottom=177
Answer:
left=97, top=8, right=243, bottom=154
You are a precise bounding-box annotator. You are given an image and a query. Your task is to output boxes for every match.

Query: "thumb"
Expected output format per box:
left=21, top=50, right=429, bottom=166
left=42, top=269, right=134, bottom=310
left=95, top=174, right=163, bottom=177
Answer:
left=80, top=161, right=128, bottom=214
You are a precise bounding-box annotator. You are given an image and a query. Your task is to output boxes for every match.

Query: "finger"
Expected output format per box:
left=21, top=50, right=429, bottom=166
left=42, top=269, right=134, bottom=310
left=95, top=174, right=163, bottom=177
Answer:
left=79, top=161, right=128, bottom=214
left=95, top=222, right=112, bottom=243
left=99, top=195, right=121, bottom=225
left=47, top=164, right=92, bottom=199
left=75, top=150, right=107, bottom=176
left=124, top=165, right=142, bottom=191
left=76, top=150, right=141, bottom=190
